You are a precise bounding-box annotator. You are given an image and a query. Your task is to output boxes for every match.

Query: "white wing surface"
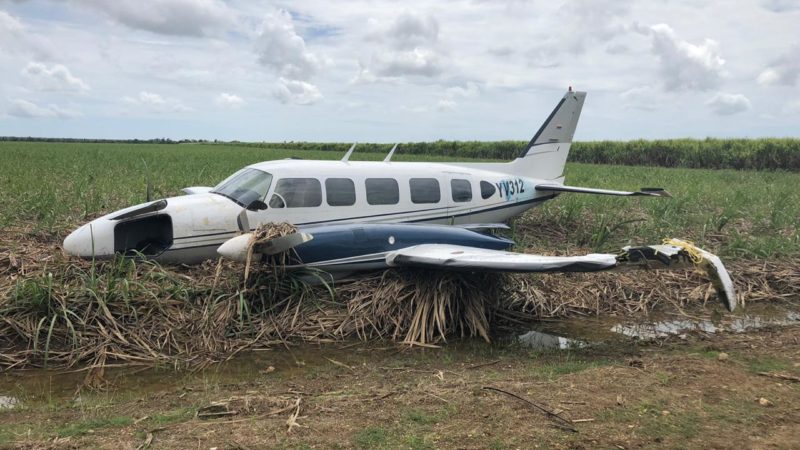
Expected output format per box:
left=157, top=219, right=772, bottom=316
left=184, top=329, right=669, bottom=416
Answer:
left=386, top=244, right=618, bottom=272
left=386, top=241, right=737, bottom=311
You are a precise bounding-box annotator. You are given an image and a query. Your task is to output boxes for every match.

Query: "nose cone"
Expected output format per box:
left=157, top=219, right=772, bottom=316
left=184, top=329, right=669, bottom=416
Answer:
left=217, top=234, right=253, bottom=262
left=62, top=220, right=115, bottom=259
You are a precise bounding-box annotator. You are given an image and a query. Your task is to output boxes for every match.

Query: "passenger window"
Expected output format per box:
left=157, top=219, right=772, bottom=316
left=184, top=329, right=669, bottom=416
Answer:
left=480, top=181, right=496, bottom=199
left=269, top=178, right=322, bottom=208
left=326, top=178, right=356, bottom=206
left=365, top=178, right=399, bottom=205
left=410, top=178, right=440, bottom=204
left=451, top=179, right=472, bottom=202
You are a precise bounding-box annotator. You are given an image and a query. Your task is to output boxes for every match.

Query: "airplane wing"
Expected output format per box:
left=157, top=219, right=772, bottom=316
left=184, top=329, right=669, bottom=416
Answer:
left=535, top=184, right=671, bottom=197
left=387, top=240, right=736, bottom=311
left=386, top=244, right=618, bottom=272
left=217, top=223, right=735, bottom=311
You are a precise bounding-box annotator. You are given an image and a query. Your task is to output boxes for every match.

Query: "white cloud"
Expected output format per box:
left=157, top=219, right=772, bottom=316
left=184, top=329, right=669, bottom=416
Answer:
left=756, top=46, right=800, bottom=86
left=360, top=12, right=445, bottom=81
left=432, top=81, right=481, bottom=112
left=645, top=24, right=725, bottom=91
left=706, top=92, right=751, bottom=115
left=557, top=0, right=632, bottom=53
left=81, top=0, right=235, bottom=36
left=0, top=9, right=22, bottom=33
left=122, top=91, right=191, bottom=113
left=1, top=1, right=798, bottom=139
left=445, top=82, right=479, bottom=99
left=761, top=0, right=800, bottom=12
left=255, top=9, right=321, bottom=81
left=436, top=98, right=457, bottom=112
left=215, top=92, right=244, bottom=109
left=21, top=62, right=90, bottom=92
left=0, top=9, right=52, bottom=58
left=382, top=11, right=439, bottom=50
left=7, top=99, right=81, bottom=119
left=525, top=0, right=632, bottom=67
left=373, top=47, right=442, bottom=78
left=783, top=99, right=800, bottom=115
left=273, top=78, right=322, bottom=105
left=620, top=85, right=659, bottom=111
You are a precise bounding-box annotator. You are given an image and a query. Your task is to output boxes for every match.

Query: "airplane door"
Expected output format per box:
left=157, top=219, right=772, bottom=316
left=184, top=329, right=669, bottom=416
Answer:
left=446, top=174, right=474, bottom=225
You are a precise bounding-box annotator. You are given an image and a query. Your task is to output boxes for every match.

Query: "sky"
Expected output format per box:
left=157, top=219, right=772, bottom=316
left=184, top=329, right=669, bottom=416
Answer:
left=0, top=0, right=798, bottom=142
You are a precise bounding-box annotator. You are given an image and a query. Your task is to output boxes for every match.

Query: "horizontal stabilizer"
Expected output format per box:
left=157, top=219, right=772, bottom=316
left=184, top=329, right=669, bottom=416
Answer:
left=535, top=184, right=671, bottom=197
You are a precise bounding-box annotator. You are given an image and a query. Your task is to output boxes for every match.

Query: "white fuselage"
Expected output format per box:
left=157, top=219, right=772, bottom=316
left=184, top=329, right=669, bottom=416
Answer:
left=170, top=159, right=556, bottom=262
left=243, top=159, right=551, bottom=225
left=63, top=158, right=558, bottom=264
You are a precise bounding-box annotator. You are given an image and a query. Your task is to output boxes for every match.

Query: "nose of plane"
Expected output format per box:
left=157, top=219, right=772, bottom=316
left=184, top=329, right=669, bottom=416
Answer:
left=62, top=220, right=115, bottom=258
left=62, top=226, right=84, bottom=256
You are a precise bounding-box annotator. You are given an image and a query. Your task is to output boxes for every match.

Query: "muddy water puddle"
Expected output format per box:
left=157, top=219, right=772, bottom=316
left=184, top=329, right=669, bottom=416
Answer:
left=517, top=301, right=800, bottom=349
left=0, top=344, right=390, bottom=408
left=2, top=302, right=798, bottom=406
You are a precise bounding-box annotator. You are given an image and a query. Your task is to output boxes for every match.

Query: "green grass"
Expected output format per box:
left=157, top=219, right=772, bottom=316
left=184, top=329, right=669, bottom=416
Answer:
left=527, top=355, right=613, bottom=381
left=149, top=407, right=195, bottom=427
left=354, top=426, right=433, bottom=450
left=404, top=406, right=454, bottom=426
left=598, top=398, right=702, bottom=445
left=354, top=426, right=391, bottom=449
left=55, top=415, right=134, bottom=437
left=1, top=141, right=799, bottom=257
left=518, top=162, right=800, bottom=257
left=743, top=356, right=790, bottom=374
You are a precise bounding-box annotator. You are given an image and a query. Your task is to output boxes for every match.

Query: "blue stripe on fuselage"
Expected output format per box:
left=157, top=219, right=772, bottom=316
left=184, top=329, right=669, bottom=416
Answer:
left=289, top=223, right=514, bottom=265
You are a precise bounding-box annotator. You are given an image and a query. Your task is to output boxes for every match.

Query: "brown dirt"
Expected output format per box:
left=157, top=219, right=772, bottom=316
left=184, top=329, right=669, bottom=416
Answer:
left=2, top=324, right=799, bottom=449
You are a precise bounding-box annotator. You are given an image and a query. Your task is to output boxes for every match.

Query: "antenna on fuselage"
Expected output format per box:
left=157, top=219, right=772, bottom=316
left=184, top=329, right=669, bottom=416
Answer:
left=383, top=143, right=399, bottom=162
left=341, top=143, right=357, bottom=162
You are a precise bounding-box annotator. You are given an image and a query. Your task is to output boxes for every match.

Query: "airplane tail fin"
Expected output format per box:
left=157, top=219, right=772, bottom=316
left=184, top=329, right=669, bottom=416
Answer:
left=507, top=89, right=586, bottom=180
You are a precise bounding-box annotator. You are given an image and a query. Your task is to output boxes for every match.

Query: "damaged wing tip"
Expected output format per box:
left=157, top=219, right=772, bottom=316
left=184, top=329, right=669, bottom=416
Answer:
left=641, top=188, right=672, bottom=198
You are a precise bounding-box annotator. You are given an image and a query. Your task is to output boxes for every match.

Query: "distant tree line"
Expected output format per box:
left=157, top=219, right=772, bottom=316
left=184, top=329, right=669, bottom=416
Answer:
left=3, top=136, right=798, bottom=171
left=221, top=138, right=800, bottom=171
left=0, top=136, right=214, bottom=144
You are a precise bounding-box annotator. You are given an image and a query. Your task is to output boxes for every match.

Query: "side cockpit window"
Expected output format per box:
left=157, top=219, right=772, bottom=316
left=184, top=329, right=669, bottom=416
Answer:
left=480, top=181, right=496, bottom=199
left=366, top=178, right=399, bottom=205
left=211, top=168, right=273, bottom=207
left=326, top=178, right=356, bottom=206
left=269, top=178, right=322, bottom=208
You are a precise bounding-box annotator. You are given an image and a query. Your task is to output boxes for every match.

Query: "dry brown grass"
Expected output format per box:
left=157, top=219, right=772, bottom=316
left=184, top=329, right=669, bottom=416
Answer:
left=1, top=225, right=799, bottom=372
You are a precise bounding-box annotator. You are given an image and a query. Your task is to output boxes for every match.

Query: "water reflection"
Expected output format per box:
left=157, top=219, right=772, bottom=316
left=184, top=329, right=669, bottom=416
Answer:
left=612, top=310, right=800, bottom=340
left=517, top=330, right=584, bottom=349
left=0, top=395, right=19, bottom=410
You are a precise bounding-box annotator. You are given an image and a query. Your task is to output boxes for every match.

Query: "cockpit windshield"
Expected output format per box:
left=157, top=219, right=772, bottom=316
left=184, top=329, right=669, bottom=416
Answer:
left=211, top=168, right=273, bottom=207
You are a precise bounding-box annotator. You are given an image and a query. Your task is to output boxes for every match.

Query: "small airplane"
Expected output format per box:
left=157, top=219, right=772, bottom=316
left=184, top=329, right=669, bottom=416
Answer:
left=63, top=88, right=736, bottom=311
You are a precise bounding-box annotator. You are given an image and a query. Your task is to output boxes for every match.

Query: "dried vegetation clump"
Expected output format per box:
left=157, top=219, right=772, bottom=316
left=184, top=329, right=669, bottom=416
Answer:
left=1, top=225, right=799, bottom=371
